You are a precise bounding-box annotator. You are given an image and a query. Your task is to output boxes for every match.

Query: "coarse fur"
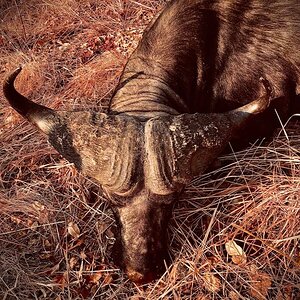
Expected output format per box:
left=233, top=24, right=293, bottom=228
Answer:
left=111, top=0, right=299, bottom=126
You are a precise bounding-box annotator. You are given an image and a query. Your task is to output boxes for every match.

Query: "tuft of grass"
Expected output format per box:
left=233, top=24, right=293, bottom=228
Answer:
left=1, top=1, right=300, bottom=299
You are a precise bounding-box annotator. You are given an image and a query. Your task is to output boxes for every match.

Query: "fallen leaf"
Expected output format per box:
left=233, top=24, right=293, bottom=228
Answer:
left=248, top=265, right=272, bottom=300
left=88, top=271, right=102, bottom=284
left=225, top=240, right=244, bottom=256
left=102, top=273, right=113, bottom=285
left=207, top=255, right=220, bottom=265
left=32, top=201, right=45, bottom=211
left=69, top=239, right=84, bottom=250
left=30, top=221, right=39, bottom=230
left=69, top=257, right=78, bottom=269
left=10, top=216, right=22, bottom=225
left=225, top=240, right=247, bottom=265
left=169, top=264, right=178, bottom=283
left=232, top=255, right=247, bottom=265
left=58, top=42, right=71, bottom=51
left=68, top=221, right=80, bottom=239
left=203, top=272, right=221, bottom=293
left=27, top=219, right=34, bottom=227
left=44, top=239, right=51, bottom=248
left=54, top=271, right=68, bottom=289
left=80, top=251, right=87, bottom=260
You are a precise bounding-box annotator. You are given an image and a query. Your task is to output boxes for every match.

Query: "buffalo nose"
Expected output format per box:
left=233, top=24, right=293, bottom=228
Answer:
left=126, top=268, right=157, bottom=284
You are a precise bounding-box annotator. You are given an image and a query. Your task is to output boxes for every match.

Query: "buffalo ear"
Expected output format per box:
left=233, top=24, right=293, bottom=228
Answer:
left=3, top=67, right=60, bottom=134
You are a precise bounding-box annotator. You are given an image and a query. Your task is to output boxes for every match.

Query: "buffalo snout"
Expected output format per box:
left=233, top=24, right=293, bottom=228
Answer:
left=110, top=189, right=175, bottom=283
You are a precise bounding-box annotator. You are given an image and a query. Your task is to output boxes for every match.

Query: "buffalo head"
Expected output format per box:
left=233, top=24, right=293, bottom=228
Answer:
left=3, top=67, right=273, bottom=283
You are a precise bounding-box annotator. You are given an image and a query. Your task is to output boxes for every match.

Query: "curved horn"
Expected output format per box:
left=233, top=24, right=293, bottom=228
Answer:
left=145, top=78, right=274, bottom=188
left=3, top=67, right=59, bottom=134
left=3, top=67, right=143, bottom=193
left=176, top=77, right=274, bottom=178
left=230, top=77, right=274, bottom=118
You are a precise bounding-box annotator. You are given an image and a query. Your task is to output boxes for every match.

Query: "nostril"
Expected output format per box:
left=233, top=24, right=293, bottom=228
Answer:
left=126, top=268, right=157, bottom=284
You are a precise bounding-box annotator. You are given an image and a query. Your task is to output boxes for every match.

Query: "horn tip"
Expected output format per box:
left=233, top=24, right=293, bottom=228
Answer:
left=13, top=65, right=23, bottom=76
left=259, top=76, right=275, bottom=99
left=4, top=66, right=23, bottom=86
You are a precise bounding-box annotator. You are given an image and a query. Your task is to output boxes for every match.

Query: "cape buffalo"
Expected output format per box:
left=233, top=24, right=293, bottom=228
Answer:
left=3, top=0, right=299, bottom=283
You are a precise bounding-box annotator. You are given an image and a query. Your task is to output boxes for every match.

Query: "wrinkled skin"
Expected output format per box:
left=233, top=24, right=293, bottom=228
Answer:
left=3, top=0, right=299, bottom=284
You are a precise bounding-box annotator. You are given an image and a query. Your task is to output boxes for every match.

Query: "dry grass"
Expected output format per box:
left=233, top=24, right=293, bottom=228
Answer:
left=1, top=0, right=300, bottom=299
